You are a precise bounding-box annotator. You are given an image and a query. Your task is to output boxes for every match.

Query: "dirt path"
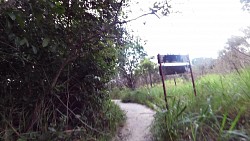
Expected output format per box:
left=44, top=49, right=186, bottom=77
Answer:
left=112, top=100, right=156, bottom=141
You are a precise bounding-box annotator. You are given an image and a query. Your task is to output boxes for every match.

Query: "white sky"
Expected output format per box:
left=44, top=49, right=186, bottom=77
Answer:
left=125, top=0, right=250, bottom=59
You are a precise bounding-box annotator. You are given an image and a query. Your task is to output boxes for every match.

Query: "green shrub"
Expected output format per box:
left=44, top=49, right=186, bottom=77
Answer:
left=109, top=88, right=129, bottom=99
left=122, top=89, right=165, bottom=110
left=0, top=1, right=125, bottom=140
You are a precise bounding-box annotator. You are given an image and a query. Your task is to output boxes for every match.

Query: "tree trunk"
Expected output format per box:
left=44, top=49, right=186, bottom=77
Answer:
left=127, top=74, right=136, bottom=90
left=149, top=71, right=153, bottom=87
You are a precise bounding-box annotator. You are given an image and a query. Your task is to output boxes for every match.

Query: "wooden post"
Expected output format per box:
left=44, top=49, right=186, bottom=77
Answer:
left=158, top=54, right=169, bottom=109
left=174, top=76, right=177, bottom=86
left=188, top=55, right=197, bottom=96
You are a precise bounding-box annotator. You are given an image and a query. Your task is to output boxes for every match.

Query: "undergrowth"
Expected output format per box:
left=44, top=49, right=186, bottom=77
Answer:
left=121, top=89, right=165, bottom=110
left=96, top=100, right=126, bottom=141
left=118, top=70, right=250, bottom=140
left=109, top=87, right=129, bottom=100
left=0, top=100, right=125, bottom=141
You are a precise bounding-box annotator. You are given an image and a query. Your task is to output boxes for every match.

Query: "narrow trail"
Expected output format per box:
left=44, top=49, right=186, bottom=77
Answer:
left=112, top=100, right=156, bottom=141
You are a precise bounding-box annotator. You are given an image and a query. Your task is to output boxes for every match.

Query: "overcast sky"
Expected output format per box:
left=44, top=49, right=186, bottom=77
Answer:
left=125, top=0, right=250, bottom=59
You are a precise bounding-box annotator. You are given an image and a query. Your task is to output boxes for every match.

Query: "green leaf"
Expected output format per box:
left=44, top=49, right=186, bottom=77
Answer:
left=52, top=2, right=65, bottom=15
left=50, top=45, right=57, bottom=52
left=229, top=108, right=244, bottom=131
left=8, top=13, right=16, bottom=20
left=20, top=38, right=29, bottom=47
left=55, top=2, right=61, bottom=6
left=20, top=39, right=26, bottom=46
left=42, top=38, right=50, bottom=47
left=7, top=20, right=12, bottom=29
left=16, top=14, right=25, bottom=28
left=32, top=46, right=37, bottom=54
left=220, top=113, right=228, bottom=133
left=176, top=105, right=187, bottom=119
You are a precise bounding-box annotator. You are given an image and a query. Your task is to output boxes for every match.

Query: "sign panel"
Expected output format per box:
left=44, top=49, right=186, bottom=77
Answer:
left=159, top=66, right=189, bottom=75
left=158, top=55, right=189, bottom=63
left=157, top=53, right=196, bottom=108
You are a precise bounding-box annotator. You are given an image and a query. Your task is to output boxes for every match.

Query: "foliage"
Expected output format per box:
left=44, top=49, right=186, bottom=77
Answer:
left=117, top=36, right=147, bottom=89
left=137, top=57, right=156, bottom=73
left=0, top=0, right=126, bottom=140
left=191, top=57, right=216, bottom=77
left=98, top=100, right=126, bottom=140
left=135, top=57, right=157, bottom=87
left=241, top=0, right=250, bottom=11
left=122, top=90, right=165, bottom=110
left=109, top=87, right=130, bottom=100
left=215, top=26, right=250, bottom=73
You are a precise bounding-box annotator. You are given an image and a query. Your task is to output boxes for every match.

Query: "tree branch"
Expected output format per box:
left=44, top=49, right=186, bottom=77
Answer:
left=0, top=40, right=18, bottom=51
left=51, top=53, right=78, bottom=90
left=233, top=47, right=250, bottom=58
left=54, top=94, right=109, bottom=135
left=118, top=12, right=160, bottom=24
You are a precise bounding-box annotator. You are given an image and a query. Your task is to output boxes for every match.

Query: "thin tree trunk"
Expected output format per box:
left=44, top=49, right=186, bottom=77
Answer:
left=51, top=55, right=77, bottom=91
left=149, top=71, right=153, bottom=87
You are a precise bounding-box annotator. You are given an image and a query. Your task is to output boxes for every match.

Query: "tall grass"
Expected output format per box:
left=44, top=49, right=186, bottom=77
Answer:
left=109, top=87, right=129, bottom=100
left=0, top=99, right=125, bottom=141
left=120, top=70, right=250, bottom=140
left=95, top=100, right=126, bottom=141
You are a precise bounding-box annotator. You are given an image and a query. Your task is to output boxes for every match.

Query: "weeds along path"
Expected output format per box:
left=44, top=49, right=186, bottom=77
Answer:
left=112, top=100, right=155, bottom=141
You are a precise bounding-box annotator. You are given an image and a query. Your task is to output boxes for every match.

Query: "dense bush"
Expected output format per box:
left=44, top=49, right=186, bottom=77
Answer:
left=0, top=0, right=125, bottom=140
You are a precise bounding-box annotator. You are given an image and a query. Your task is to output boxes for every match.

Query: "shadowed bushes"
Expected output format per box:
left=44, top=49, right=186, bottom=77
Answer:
left=0, top=1, right=125, bottom=140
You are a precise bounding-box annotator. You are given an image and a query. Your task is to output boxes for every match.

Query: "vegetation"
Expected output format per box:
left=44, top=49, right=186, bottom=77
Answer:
left=119, top=70, right=250, bottom=140
left=0, top=0, right=171, bottom=140
left=1, top=0, right=249, bottom=140
left=0, top=0, right=127, bottom=140
left=136, top=57, right=157, bottom=88
left=117, top=37, right=147, bottom=90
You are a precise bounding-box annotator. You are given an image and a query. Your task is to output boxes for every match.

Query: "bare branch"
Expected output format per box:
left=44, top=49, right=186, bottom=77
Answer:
left=54, top=94, right=109, bottom=135
left=118, top=12, right=160, bottom=24
left=51, top=53, right=78, bottom=90
left=232, top=47, right=250, bottom=58
left=0, top=40, right=18, bottom=51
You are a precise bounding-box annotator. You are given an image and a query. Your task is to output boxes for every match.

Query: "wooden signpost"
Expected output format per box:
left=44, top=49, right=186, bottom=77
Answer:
left=157, top=54, right=197, bottom=109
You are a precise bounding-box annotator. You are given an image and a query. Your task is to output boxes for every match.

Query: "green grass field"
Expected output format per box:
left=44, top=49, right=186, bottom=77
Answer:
left=112, top=70, right=250, bottom=141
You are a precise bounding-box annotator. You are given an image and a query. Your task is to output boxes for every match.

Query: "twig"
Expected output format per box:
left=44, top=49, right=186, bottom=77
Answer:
left=51, top=54, right=78, bottom=90
left=233, top=47, right=250, bottom=58
left=84, top=11, right=160, bottom=44
left=118, top=12, right=159, bottom=24
left=4, top=119, right=20, bottom=137
left=53, top=94, right=109, bottom=135
left=0, top=41, right=18, bottom=51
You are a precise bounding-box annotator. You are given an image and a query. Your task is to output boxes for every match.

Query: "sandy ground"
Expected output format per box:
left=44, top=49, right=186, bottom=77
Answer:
left=112, top=100, right=156, bottom=141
